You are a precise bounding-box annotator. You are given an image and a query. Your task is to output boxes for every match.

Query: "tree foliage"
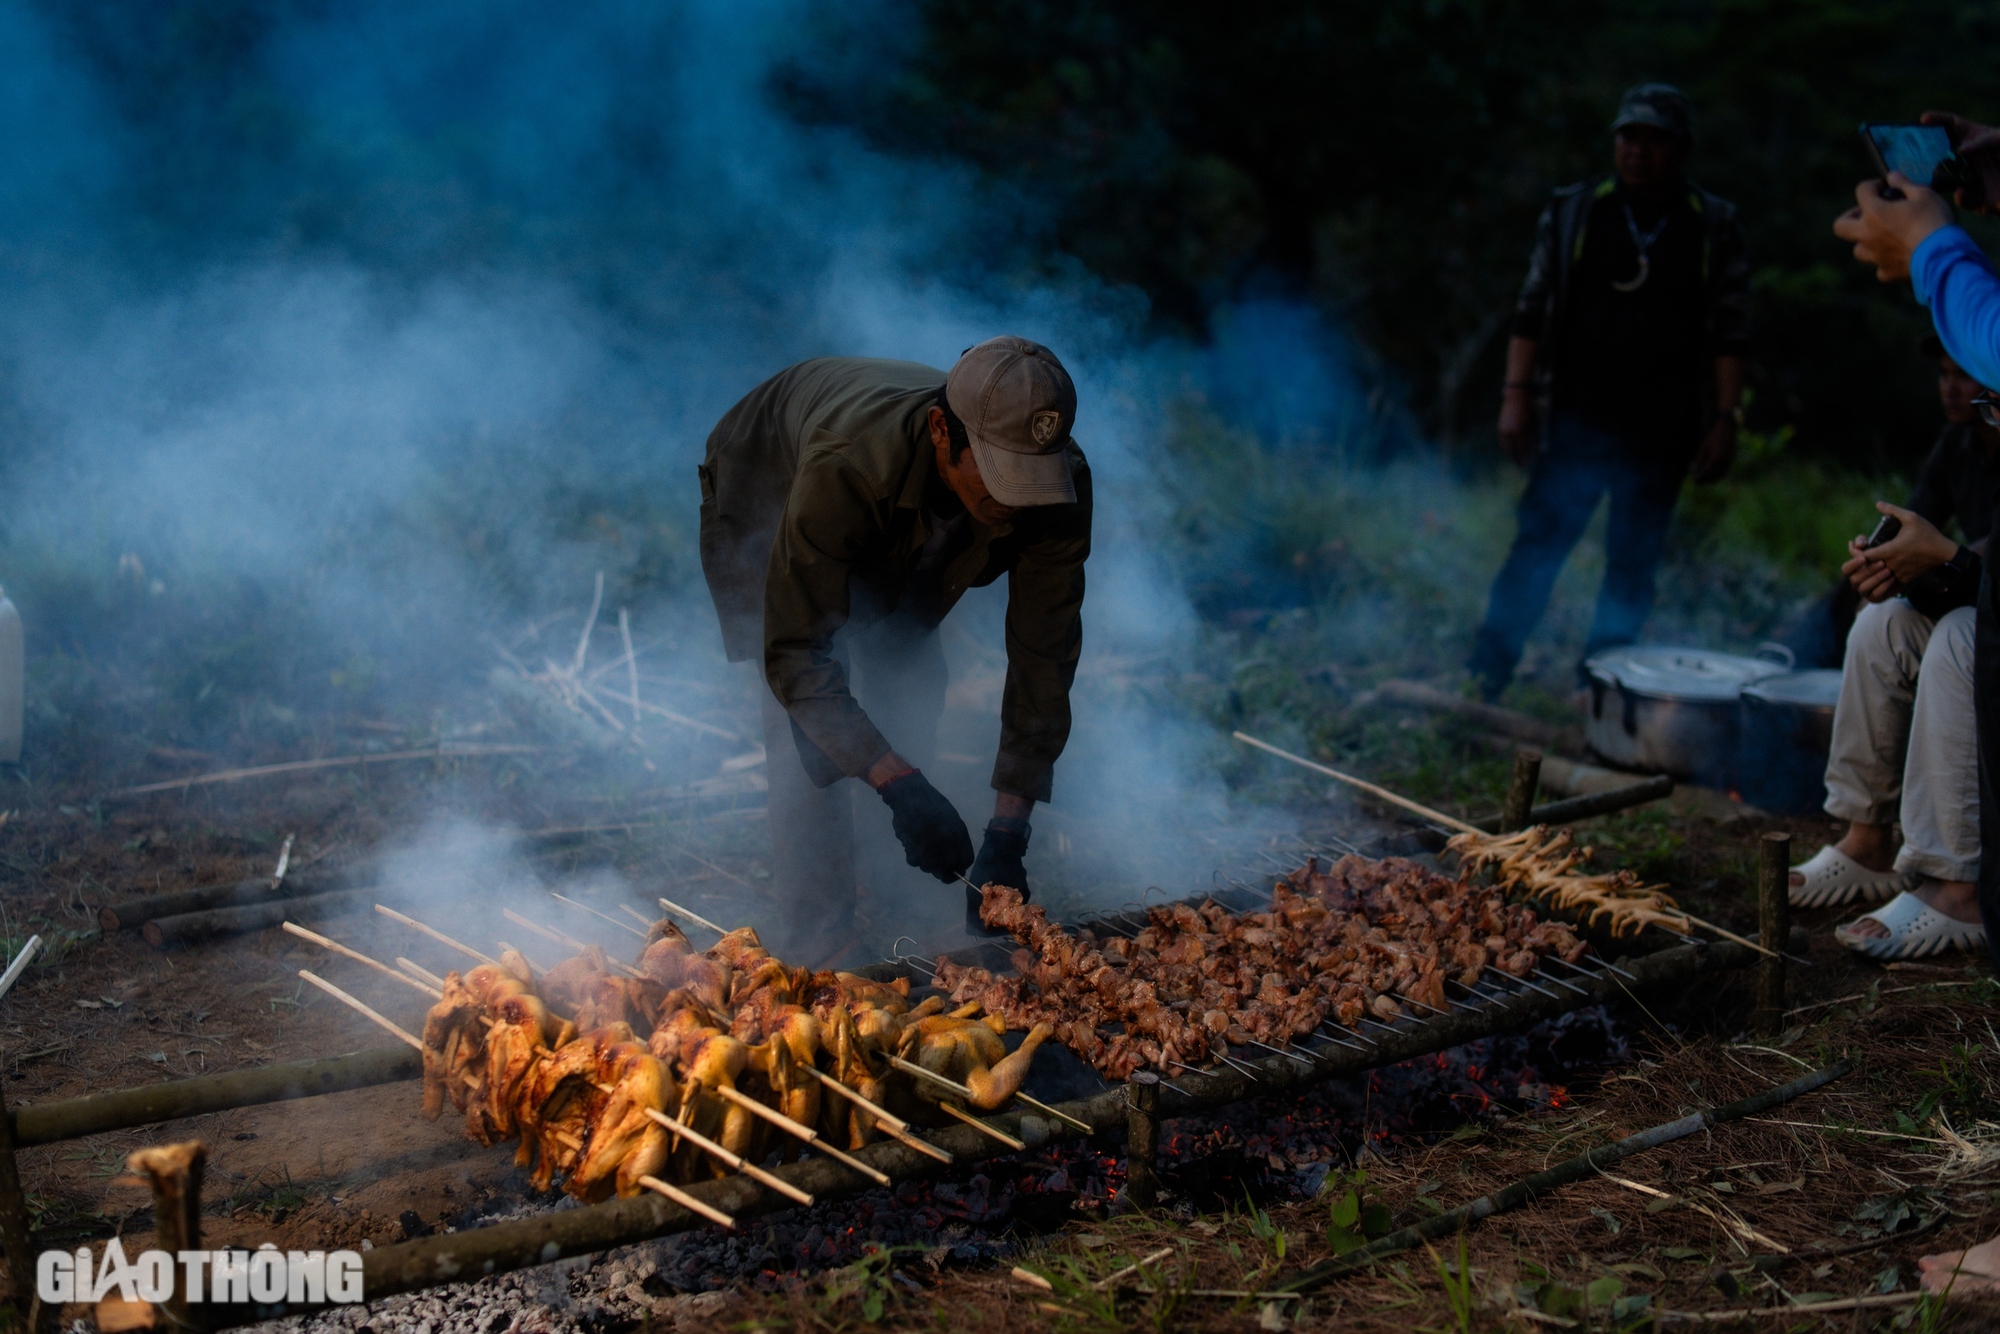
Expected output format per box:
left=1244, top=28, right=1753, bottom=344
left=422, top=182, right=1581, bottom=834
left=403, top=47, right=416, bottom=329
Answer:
left=778, top=0, right=2000, bottom=464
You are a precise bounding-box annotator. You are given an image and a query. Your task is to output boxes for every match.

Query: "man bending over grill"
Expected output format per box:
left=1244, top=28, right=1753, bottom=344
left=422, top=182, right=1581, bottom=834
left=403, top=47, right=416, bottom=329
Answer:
left=698, top=338, right=1090, bottom=956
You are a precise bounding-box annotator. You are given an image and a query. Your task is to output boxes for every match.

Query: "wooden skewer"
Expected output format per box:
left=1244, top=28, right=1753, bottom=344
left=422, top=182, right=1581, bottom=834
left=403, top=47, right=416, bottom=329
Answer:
left=713, top=1084, right=891, bottom=1186
left=502, top=909, right=645, bottom=978
left=397, top=957, right=448, bottom=989
left=884, top=1054, right=1091, bottom=1133
left=636, top=1175, right=735, bottom=1229
left=376, top=904, right=497, bottom=965
left=552, top=892, right=647, bottom=939
left=1092, top=1246, right=1177, bottom=1292
left=800, top=1067, right=952, bottom=1163
left=633, top=1104, right=813, bottom=1206
left=298, top=970, right=422, bottom=1050
left=1232, top=731, right=1483, bottom=835
left=658, top=896, right=728, bottom=937
left=619, top=903, right=658, bottom=932
left=936, top=1101, right=1026, bottom=1151
left=284, top=923, right=443, bottom=999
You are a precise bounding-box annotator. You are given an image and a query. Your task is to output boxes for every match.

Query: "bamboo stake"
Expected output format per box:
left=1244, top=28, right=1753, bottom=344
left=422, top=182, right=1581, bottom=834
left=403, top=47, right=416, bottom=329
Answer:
left=1232, top=731, right=1483, bottom=835
left=0, top=934, right=40, bottom=1004
left=397, top=958, right=447, bottom=989
left=657, top=896, right=728, bottom=936
left=713, top=1085, right=891, bottom=1185
left=376, top=904, right=497, bottom=965
left=636, top=1175, right=735, bottom=1229
left=299, top=970, right=423, bottom=1050
left=284, top=923, right=444, bottom=999
left=884, top=1054, right=1091, bottom=1133
left=501, top=909, right=644, bottom=977
left=552, top=892, right=647, bottom=939
left=800, top=1067, right=952, bottom=1163
left=936, top=1101, right=1025, bottom=1151
left=635, top=1105, right=812, bottom=1205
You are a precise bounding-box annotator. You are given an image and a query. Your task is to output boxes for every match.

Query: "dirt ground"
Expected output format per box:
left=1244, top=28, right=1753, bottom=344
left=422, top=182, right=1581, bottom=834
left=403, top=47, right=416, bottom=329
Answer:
left=3, top=751, right=1999, bottom=1331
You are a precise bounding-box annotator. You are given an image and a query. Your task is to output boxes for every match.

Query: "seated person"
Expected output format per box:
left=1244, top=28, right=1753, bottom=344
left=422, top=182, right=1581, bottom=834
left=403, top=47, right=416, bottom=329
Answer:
left=1782, top=335, right=1998, bottom=668
left=1789, top=501, right=1982, bottom=959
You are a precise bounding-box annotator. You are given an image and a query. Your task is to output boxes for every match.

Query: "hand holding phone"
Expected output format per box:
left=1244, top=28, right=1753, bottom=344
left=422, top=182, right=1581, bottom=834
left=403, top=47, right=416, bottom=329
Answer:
left=1861, top=123, right=1966, bottom=198
left=1863, top=513, right=1902, bottom=549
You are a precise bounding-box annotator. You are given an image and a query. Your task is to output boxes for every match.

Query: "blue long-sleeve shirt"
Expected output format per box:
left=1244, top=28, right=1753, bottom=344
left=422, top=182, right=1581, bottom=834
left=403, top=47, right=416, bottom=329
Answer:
left=1906, top=223, right=1993, bottom=609
left=1912, top=224, right=2000, bottom=390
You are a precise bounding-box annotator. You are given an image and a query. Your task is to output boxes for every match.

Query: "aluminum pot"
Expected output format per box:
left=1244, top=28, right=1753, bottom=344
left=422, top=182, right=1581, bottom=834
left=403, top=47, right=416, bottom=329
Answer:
left=1736, top=669, right=1841, bottom=815
left=1583, top=645, right=1790, bottom=785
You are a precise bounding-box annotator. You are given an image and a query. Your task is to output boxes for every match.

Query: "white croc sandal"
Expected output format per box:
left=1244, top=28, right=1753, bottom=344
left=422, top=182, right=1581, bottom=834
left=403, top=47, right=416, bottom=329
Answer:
left=1834, top=891, right=1987, bottom=960
left=1789, top=845, right=1915, bottom=909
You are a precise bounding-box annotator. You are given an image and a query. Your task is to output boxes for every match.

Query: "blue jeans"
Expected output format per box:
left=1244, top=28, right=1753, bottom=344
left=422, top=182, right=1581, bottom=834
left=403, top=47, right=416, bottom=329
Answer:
left=1468, top=413, right=1686, bottom=694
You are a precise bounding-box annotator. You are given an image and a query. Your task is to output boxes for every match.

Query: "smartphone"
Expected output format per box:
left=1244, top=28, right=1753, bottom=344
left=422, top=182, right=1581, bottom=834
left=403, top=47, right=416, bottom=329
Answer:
left=1863, top=513, right=1902, bottom=549
left=1861, top=123, right=1959, bottom=191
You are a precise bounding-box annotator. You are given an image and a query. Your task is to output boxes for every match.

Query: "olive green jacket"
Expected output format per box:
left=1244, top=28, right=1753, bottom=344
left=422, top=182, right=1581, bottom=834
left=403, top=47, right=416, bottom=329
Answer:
left=697, top=357, right=1092, bottom=802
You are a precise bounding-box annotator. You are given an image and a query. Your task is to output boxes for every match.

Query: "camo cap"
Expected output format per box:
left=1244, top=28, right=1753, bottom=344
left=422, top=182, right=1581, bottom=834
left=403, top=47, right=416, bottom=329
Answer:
left=944, top=336, right=1077, bottom=507
left=1612, top=83, right=1694, bottom=142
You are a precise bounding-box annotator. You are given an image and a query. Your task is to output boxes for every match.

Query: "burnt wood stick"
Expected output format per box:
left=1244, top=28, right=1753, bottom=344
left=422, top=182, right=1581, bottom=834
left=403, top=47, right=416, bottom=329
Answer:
left=1276, top=1058, right=1854, bottom=1293
left=0, top=1066, right=34, bottom=1323
left=1471, top=774, right=1674, bottom=833
left=173, top=937, right=1762, bottom=1327
left=1756, top=831, right=1793, bottom=1037
left=1501, top=749, right=1542, bottom=832
left=8, top=1046, right=420, bottom=1147
left=101, top=866, right=370, bottom=932
left=143, top=887, right=382, bottom=948
left=124, top=1142, right=206, bottom=1328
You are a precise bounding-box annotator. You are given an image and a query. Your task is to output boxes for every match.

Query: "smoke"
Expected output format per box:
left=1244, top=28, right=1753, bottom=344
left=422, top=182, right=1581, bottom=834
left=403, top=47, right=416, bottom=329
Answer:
left=0, top=0, right=1336, bottom=932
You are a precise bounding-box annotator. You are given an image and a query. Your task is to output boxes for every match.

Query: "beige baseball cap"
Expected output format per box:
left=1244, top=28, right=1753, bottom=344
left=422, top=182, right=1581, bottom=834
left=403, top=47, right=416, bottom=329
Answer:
left=944, top=336, right=1077, bottom=507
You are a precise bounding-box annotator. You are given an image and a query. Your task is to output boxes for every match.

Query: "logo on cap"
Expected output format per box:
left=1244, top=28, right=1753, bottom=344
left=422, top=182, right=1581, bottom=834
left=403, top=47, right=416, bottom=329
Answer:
left=1030, top=410, right=1062, bottom=448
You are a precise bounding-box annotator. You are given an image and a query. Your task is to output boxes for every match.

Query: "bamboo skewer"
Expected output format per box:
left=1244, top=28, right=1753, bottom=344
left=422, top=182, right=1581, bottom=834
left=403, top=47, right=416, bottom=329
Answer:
left=1232, top=730, right=1781, bottom=961
left=0, top=935, right=41, bottom=1005
left=884, top=1055, right=1092, bottom=1133
left=712, top=1085, right=891, bottom=1186
left=657, top=896, right=728, bottom=937
left=501, top=909, right=645, bottom=978
left=936, top=1101, right=1026, bottom=1150
left=284, top=923, right=444, bottom=999
left=636, top=1175, right=735, bottom=1229
left=1232, top=731, right=1483, bottom=835
left=299, top=970, right=423, bottom=1050
left=630, top=1105, right=813, bottom=1205
left=397, top=958, right=448, bottom=989
left=552, top=892, right=647, bottom=939
left=800, top=1067, right=952, bottom=1163
left=376, top=905, right=496, bottom=965
left=619, top=903, right=657, bottom=931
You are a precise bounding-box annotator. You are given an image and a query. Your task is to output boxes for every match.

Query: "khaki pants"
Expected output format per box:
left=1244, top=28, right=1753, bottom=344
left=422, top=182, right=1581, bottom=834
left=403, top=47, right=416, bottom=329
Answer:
left=754, top=612, right=947, bottom=959
left=1824, top=599, right=1980, bottom=883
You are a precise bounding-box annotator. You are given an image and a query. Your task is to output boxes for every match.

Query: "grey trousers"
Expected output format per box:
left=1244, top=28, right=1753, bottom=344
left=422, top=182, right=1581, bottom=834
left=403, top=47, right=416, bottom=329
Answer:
left=755, top=614, right=947, bottom=957
left=1824, top=599, right=1980, bottom=883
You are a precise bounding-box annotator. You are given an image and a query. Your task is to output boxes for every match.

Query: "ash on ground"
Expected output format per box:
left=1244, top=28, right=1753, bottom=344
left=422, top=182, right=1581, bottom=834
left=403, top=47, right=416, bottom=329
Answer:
left=257, top=1006, right=1627, bottom=1333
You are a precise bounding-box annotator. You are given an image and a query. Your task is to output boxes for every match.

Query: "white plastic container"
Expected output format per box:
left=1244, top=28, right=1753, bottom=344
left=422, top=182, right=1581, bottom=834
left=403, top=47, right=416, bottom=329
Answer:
left=0, top=591, right=20, bottom=763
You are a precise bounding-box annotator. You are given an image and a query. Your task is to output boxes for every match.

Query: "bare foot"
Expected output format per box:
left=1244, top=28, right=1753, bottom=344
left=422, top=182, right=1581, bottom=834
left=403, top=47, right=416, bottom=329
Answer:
left=1921, top=1235, right=2000, bottom=1294
left=1841, top=878, right=1979, bottom=939
left=1790, top=822, right=1896, bottom=889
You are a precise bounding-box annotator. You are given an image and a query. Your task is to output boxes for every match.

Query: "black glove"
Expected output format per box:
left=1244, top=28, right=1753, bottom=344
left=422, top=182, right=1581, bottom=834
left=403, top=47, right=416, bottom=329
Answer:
left=877, top=770, right=974, bottom=882
left=966, top=818, right=1030, bottom=934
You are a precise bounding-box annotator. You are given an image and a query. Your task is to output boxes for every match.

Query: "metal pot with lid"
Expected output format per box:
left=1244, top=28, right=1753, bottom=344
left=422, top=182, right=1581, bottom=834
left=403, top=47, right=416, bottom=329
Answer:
left=1737, top=669, right=1841, bottom=815
left=1583, top=644, right=1791, bottom=785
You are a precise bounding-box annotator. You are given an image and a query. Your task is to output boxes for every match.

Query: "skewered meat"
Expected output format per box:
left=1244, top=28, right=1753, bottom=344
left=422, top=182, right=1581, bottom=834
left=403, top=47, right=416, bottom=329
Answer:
left=1447, top=825, right=1690, bottom=935
left=411, top=918, right=1055, bottom=1199
left=947, top=856, right=1592, bottom=1079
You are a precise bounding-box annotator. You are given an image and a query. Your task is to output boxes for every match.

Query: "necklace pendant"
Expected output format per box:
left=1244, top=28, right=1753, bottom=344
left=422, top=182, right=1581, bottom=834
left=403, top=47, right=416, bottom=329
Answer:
left=1611, top=253, right=1649, bottom=293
